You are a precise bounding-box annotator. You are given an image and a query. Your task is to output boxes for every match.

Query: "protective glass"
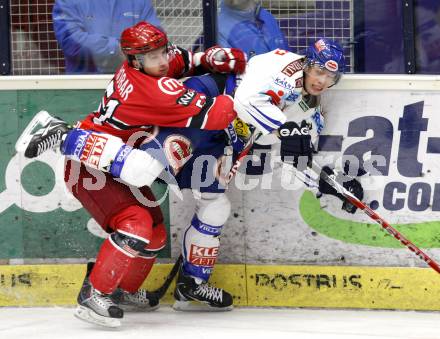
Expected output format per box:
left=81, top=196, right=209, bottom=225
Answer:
left=304, top=63, right=341, bottom=86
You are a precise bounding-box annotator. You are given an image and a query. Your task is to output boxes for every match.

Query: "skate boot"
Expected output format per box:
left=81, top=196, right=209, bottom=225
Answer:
left=74, top=274, right=123, bottom=328
left=173, top=265, right=233, bottom=311
left=15, top=110, right=70, bottom=158
left=111, top=288, right=160, bottom=312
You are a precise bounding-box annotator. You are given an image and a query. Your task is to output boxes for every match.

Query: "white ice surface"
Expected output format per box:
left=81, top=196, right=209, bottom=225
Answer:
left=1, top=306, right=440, bottom=339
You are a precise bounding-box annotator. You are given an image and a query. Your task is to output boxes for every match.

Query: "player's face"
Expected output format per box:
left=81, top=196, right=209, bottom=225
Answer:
left=142, top=46, right=169, bottom=77
left=303, top=64, right=338, bottom=95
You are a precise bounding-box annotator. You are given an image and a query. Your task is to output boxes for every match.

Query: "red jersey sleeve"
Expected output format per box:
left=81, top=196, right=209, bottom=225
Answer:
left=89, top=63, right=236, bottom=135
left=136, top=76, right=236, bottom=130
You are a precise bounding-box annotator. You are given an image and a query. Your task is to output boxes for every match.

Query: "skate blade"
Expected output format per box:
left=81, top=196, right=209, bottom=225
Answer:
left=119, top=303, right=160, bottom=313
left=15, top=110, right=52, bottom=153
left=172, top=300, right=233, bottom=312
left=74, top=305, right=121, bottom=328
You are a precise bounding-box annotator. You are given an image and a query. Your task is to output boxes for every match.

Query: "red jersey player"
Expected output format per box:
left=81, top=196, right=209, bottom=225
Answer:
left=15, top=21, right=246, bottom=328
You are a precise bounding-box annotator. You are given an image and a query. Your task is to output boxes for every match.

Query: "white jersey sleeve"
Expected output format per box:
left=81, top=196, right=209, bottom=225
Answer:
left=234, top=49, right=305, bottom=135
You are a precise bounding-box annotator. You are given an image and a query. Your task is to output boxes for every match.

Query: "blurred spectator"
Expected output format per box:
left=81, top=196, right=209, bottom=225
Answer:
left=353, top=0, right=405, bottom=73
left=52, top=0, right=161, bottom=74
left=415, top=0, right=440, bottom=73
left=217, top=0, right=289, bottom=59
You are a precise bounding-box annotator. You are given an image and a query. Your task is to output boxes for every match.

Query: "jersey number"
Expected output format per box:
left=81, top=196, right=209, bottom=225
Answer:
left=95, top=80, right=120, bottom=124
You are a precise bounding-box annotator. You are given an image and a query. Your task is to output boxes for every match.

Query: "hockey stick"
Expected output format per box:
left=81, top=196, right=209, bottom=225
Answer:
left=148, top=254, right=183, bottom=300
left=223, top=129, right=259, bottom=184
left=310, top=161, right=440, bottom=274
left=83, top=256, right=183, bottom=301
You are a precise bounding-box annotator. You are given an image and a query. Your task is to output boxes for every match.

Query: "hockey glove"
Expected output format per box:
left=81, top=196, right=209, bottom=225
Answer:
left=198, top=46, right=247, bottom=74
left=278, top=120, right=313, bottom=169
left=318, top=166, right=364, bottom=214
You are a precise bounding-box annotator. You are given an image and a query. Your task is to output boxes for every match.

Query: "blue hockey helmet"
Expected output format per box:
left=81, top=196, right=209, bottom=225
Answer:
left=305, top=38, right=345, bottom=84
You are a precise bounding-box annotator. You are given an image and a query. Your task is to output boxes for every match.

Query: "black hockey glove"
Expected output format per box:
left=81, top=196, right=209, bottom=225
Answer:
left=318, top=166, right=364, bottom=214
left=278, top=120, right=313, bottom=169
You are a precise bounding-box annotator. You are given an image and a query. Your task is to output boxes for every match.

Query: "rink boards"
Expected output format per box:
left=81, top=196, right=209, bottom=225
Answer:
left=2, top=75, right=440, bottom=311
left=1, top=263, right=440, bottom=310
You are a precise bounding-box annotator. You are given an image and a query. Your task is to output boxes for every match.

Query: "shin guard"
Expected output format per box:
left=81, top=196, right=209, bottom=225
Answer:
left=90, top=206, right=154, bottom=294
left=89, top=238, right=133, bottom=294
left=181, top=192, right=230, bottom=281
left=118, top=222, right=167, bottom=293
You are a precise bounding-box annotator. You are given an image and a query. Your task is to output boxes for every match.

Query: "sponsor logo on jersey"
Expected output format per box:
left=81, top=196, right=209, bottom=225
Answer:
left=79, top=133, right=108, bottom=168
left=176, top=89, right=196, bottom=106
left=164, top=135, right=192, bottom=173
left=325, top=60, right=339, bottom=72
left=312, top=111, right=324, bottom=134
left=279, top=126, right=309, bottom=137
left=285, top=92, right=300, bottom=102
left=158, top=77, right=185, bottom=95
left=274, top=77, right=296, bottom=92
left=281, top=60, right=303, bottom=77
left=189, top=244, right=218, bottom=266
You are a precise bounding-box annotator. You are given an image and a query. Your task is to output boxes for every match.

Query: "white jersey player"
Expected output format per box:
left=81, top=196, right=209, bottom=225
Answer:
left=232, top=39, right=362, bottom=212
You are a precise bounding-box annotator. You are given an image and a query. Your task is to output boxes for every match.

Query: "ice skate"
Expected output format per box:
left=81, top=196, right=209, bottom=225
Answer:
left=74, top=276, right=123, bottom=328
left=15, top=110, right=70, bottom=158
left=173, top=265, right=233, bottom=311
left=111, top=288, right=160, bottom=312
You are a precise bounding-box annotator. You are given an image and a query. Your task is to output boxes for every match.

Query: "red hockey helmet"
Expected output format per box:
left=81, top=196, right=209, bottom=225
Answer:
left=120, top=21, right=168, bottom=56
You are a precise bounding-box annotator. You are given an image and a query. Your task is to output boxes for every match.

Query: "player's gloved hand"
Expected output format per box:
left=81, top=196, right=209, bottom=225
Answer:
left=318, top=166, right=364, bottom=214
left=200, top=46, right=247, bottom=74
left=278, top=120, right=313, bottom=169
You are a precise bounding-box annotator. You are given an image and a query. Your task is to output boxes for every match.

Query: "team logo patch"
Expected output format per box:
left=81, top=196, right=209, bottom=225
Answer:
left=315, top=39, right=327, bottom=52
left=189, top=244, right=218, bottom=266
left=164, top=135, right=193, bottom=173
left=158, top=77, right=185, bottom=95
left=176, top=89, right=197, bottom=106
left=281, top=60, right=303, bottom=77
left=325, top=60, right=339, bottom=72
left=79, top=133, right=108, bottom=169
left=233, top=117, right=251, bottom=139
